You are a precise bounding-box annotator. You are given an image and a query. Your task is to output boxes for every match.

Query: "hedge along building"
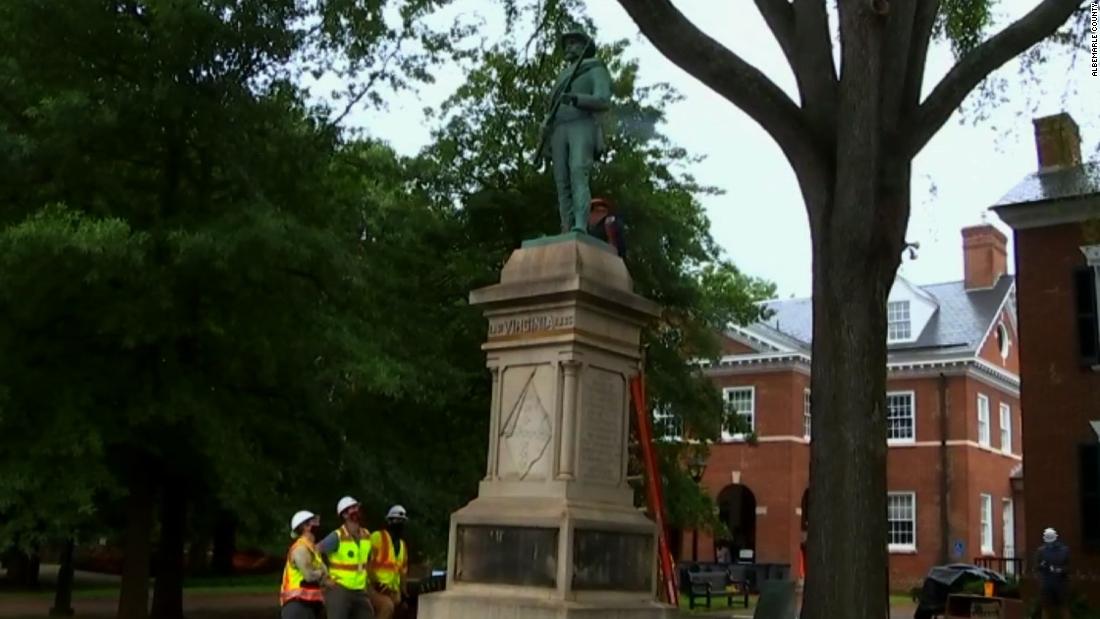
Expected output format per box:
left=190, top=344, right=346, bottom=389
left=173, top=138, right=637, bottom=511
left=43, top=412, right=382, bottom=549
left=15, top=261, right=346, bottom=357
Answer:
left=670, top=224, right=1024, bottom=589
left=992, top=112, right=1100, bottom=606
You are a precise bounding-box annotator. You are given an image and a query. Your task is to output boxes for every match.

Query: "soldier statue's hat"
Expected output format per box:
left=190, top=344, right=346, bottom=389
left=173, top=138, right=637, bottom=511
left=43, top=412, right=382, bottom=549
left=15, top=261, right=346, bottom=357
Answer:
left=559, top=27, right=595, bottom=57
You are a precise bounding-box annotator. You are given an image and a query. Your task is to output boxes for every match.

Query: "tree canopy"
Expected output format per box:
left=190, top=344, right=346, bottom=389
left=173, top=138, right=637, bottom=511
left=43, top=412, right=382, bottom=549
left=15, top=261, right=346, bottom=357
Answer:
left=0, top=1, right=772, bottom=615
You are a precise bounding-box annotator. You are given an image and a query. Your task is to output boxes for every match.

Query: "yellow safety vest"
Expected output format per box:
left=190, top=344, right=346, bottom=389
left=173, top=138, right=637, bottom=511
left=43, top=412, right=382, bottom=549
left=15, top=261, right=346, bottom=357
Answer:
left=369, top=529, right=407, bottom=591
left=327, top=525, right=372, bottom=591
left=280, top=538, right=324, bottom=606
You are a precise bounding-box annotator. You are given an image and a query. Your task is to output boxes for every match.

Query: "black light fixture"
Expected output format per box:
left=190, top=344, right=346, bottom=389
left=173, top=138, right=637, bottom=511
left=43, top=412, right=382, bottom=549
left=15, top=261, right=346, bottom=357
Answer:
left=688, top=454, right=706, bottom=483
left=687, top=454, right=708, bottom=563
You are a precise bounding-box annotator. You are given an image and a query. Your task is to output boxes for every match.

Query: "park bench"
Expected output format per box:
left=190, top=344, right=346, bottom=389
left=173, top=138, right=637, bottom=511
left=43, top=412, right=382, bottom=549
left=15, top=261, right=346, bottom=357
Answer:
left=686, top=570, right=749, bottom=610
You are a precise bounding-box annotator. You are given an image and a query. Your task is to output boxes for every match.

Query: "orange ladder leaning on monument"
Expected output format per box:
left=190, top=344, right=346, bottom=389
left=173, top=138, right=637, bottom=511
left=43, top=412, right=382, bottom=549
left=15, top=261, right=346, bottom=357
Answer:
left=628, top=369, right=679, bottom=606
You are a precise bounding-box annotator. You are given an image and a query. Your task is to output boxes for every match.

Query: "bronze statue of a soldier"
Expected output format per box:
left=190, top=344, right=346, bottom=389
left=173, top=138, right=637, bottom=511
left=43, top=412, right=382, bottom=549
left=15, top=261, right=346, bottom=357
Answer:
left=537, top=27, right=612, bottom=234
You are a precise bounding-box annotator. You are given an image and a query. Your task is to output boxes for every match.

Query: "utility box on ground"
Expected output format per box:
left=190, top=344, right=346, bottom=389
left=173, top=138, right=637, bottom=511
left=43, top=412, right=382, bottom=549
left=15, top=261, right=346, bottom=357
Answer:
left=945, top=594, right=1024, bottom=619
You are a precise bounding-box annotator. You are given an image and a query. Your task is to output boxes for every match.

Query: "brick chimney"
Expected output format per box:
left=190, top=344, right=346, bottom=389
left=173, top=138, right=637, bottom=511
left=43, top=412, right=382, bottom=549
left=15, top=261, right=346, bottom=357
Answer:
left=1033, top=112, right=1081, bottom=171
left=962, top=224, right=1007, bottom=290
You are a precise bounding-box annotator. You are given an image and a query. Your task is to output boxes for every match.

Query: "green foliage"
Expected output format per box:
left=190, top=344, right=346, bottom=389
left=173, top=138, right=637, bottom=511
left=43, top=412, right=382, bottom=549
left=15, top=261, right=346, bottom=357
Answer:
left=0, top=0, right=775, bottom=572
left=0, top=0, right=470, bottom=558
left=934, top=0, right=994, bottom=57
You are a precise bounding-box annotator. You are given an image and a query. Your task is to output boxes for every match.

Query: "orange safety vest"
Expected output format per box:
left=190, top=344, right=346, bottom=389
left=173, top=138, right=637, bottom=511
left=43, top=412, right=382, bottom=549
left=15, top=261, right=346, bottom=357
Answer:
left=280, top=538, right=324, bottom=606
left=368, top=529, right=407, bottom=591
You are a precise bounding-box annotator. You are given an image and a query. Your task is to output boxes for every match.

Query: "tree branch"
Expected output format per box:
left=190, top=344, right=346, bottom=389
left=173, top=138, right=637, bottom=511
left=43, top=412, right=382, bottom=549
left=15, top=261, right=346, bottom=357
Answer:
left=790, top=0, right=839, bottom=146
left=906, top=0, right=1079, bottom=155
left=900, top=0, right=941, bottom=116
left=754, top=0, right=795, bottom=62
left=754, top=0, right=840, bottom=156
left=880, top=0, right=919, bottom=135
left=330, top=42, right=403, bottom=127
left=615, top=0, right=811, bottom=162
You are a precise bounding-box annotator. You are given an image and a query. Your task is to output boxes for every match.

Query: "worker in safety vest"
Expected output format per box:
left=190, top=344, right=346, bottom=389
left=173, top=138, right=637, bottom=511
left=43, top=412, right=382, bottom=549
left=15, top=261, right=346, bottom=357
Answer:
left=368, top=505, right=409, bottom=619
left=280, top=510, right=329, bottom=619
left=318, top=496, right=374, bottom=619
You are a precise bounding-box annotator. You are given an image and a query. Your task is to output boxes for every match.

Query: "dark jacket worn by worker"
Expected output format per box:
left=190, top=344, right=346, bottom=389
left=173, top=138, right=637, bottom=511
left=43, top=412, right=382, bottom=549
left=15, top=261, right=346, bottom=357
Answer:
left=587, top=212, right=626, bottom=258
left=1036, top=540, right=1070, bottom=586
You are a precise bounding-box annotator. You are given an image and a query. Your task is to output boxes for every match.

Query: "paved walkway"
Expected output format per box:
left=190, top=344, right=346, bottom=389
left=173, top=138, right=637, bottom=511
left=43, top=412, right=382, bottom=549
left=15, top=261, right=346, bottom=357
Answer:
left=0, top=591, right=274, bottom=618
left=0, top=593, right=919, bottom=619
left=2, top=568, right=920, bottom=619
left=674, top=608, right=916, bottom=619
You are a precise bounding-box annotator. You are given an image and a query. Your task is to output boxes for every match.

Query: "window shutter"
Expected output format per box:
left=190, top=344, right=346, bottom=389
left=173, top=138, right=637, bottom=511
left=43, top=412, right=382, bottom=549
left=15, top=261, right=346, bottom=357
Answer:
left=1081, top=443, right=1100, bottom=550
left=1072, top=267, right=1100, bottom=366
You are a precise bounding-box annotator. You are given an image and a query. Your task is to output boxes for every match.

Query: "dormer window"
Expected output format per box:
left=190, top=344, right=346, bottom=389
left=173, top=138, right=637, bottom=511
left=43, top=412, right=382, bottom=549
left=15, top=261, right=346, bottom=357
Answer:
left=887, top=301, right=912, bottom=342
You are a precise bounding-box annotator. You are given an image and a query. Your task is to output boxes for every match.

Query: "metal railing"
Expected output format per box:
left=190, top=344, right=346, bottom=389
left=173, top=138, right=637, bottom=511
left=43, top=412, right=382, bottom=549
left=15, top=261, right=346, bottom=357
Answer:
left=974, top=556, right=1024, bottom=577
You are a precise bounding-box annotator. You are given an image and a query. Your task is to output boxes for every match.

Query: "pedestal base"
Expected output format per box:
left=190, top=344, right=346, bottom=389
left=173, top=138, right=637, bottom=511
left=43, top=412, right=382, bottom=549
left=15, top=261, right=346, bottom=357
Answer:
left=429, top=237, right=670, bottom=619
left=446, top=496, right=658, bottom=593
left=418, top=588, right=675, bottom=619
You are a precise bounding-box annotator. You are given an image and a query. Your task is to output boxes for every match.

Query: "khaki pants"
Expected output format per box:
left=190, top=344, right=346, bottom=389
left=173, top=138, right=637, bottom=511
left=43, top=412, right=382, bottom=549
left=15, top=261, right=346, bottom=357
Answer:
left=324, top=585, right=374, bottom=619
left=367, top=587, right=400, bottom=619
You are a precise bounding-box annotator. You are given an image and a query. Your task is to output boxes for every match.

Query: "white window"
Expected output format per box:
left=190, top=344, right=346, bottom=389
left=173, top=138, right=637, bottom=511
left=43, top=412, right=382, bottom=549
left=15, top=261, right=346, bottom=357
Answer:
left=887, top=492, right=917, bottom=551
left=977, top=394, right=991, bottom=446
left=722, top=387, right=755, bottom=440
left=886, top=392, right=915, bottom=443
left=887, top=301, right=912, bottom=341
left=999, top=403, right=1012, bottom=454
left=1002, top=499, right=1016, bottom=571
left=803, top=389, right=812, bottom=440
left=980, top=494, right=994, bottom=555
left=652, top=406, right=683, bottom=441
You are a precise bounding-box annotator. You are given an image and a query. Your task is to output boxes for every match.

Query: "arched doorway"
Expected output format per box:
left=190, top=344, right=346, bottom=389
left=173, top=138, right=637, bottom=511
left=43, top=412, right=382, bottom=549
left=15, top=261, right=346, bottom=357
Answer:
left=716, top=484, right=757, bottom=563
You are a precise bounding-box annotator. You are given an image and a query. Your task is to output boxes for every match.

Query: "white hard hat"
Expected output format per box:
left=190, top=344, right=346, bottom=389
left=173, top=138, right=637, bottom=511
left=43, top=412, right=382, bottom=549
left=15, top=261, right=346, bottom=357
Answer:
left=386, top=505, right=408, bottom=521
left=337, top=496, right=359, bottom=516
left=1043, top=527, right=1058, bottom=542
left=290, top=510, right=316, bottom=534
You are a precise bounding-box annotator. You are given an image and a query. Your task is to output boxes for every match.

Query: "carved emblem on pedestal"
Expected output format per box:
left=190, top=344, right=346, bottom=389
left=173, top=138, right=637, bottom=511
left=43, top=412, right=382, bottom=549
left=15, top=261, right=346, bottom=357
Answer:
left=500, top=369, right=553, bottom=479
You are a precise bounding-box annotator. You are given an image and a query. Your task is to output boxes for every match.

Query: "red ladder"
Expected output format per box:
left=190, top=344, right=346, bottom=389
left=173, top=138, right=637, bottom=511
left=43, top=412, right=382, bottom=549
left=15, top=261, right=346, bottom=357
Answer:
left=629, top=371, right=679, bottom=606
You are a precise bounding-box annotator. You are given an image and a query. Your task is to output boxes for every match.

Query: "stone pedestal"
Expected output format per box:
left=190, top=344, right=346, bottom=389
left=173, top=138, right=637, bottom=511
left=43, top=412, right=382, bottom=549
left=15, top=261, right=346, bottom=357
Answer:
left=418, top=233, right=673, bottom=619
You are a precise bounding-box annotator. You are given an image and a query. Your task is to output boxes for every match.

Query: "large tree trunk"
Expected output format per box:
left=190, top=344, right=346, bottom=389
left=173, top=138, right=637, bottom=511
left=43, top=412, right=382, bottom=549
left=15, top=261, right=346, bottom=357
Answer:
left=151, top=480, right=187, bottom=619
left=803, top=222, right=894, bottom=619
left=49, top=539, right=76, bottom=616
left=797, top=1, right=910, bottom=614
left=210, top=510, right=236, bottom=577
left=118, top=470, right=155, bottom=619
left=801, top=8, right=907, bottom=607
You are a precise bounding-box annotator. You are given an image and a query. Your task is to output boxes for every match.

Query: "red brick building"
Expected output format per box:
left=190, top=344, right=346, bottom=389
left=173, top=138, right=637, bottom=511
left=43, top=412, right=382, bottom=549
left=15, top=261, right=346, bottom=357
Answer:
left=992, top=112, right=1100, bottom=606
left=678, top=226, right=1025, bottom=589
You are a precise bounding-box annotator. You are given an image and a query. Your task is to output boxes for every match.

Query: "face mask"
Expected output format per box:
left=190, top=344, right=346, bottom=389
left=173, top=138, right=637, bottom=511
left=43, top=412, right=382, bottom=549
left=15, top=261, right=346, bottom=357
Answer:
left=388, top=523, right=404, bottom=536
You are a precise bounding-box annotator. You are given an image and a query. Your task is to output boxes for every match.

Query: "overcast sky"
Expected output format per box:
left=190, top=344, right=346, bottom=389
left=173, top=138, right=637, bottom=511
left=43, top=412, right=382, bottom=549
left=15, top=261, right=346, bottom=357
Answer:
left=354, top=1, right=1097, bottom=299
